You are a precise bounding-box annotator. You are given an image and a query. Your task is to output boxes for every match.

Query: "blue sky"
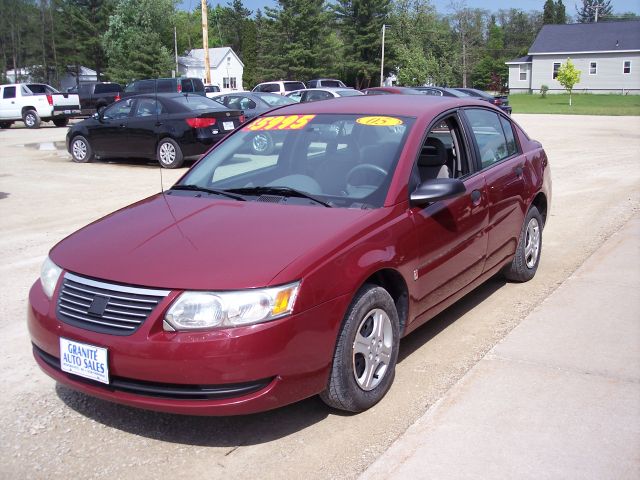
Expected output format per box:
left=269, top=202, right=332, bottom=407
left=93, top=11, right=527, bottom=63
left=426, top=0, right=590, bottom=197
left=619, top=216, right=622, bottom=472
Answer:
left=179, top=0, right=640, bottom=15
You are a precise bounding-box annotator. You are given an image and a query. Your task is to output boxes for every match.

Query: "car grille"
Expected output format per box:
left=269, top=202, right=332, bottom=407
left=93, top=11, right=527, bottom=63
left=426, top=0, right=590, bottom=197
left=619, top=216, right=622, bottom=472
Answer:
left=56, top=272, right=170, bottom=336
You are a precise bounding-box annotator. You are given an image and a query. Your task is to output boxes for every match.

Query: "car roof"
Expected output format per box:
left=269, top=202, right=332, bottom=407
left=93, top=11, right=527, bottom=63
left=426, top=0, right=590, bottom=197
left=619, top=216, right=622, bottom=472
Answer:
left=266, top=94, right=490, bottom=118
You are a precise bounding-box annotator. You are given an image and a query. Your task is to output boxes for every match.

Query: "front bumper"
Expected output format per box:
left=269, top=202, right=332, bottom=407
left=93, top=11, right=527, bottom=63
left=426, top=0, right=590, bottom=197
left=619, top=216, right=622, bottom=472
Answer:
left=28, top=279, right=350, bottom=415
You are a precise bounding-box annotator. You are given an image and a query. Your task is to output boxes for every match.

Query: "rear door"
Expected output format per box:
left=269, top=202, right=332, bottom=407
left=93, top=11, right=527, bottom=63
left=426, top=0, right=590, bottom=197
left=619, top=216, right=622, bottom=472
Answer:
left=125, top=98, right=164, bottom=157
left=0, top=86, right=21, bottom=119
left=462, top=108, right=527, bottom=273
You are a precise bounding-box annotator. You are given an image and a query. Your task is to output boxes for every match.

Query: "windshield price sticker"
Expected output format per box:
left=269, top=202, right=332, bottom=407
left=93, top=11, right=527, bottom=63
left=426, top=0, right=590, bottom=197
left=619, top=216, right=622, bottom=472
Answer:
left=60, top=337, right=109, bottom=384
left=245, top=115, right=316, bottom=131
left=356, top=116, right=404, bottom=127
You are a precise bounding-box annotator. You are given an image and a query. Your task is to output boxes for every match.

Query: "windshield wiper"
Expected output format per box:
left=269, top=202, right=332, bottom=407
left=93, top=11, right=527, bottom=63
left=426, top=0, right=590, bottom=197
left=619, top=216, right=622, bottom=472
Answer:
left=227, top=186, right=332, bottom=208
left=170, top=184, right=246, bottom=201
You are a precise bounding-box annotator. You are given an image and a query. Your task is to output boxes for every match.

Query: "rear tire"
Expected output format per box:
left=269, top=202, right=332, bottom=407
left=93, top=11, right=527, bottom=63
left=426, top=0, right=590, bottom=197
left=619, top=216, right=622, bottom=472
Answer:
left=157, top=138, right=184, bottom=169
left=23, top=110, right=41, bottom=129
left=53, top=118, right=69, bottom=128
left=70, top=135, right=94, bottom=163
left=0, top=121, right=12, bottom=129
left=320, top=284, right=400, bottom=412
left=503, top=206, right=543, bottom=282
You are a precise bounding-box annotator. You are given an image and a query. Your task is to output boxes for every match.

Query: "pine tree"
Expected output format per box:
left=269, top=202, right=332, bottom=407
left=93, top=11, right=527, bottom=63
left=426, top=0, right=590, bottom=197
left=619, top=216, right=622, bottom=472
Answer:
left=542, top=0, right=555, bottom=24
left=576, top=0, right=612, bottom=23
left=555, top=0, right=566, bottom=24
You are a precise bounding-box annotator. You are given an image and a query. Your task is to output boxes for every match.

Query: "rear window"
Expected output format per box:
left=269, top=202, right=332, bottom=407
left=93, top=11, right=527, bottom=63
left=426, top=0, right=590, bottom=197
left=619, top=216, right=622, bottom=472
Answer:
left=321, top=80, right=343, bottom=88
left=94, top=83, right=122, bottom=94
left=191, top=78, right=205, bottom=92
left=255, top=83, right=280, bottom=93
left=172, top=95, right=226, bottom=111
left=26, top=84, right=58, bottom=94
left=156, top=79, right=175, bottom=92
left=181, top=79, right=194, bottom=93
left=284, top=82, right=306, bottom=92
left=205, top=85, right=220, bottom=93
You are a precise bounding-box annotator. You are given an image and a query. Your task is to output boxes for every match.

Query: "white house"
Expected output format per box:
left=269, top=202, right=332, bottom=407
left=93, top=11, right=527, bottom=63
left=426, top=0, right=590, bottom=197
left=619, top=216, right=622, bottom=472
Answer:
left=506, top=20, right=640, bottom=94
left=178, top=47, right=244, bottom=92
left=5, top=66, right=97, bottom=91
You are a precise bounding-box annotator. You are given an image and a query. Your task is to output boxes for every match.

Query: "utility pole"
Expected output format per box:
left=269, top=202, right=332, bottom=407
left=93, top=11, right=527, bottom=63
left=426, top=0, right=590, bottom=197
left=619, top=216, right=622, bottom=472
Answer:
left=201, top=0, right=211, bottom=84
left=588, top=2, right=606, bottom=22
left=174, top=26, right=178, bottom=78
left=380, top=24, right=388, bottom=87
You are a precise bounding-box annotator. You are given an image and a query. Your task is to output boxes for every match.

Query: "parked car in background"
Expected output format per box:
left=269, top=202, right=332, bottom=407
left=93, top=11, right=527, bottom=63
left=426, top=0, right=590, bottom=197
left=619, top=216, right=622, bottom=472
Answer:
left=362, top=86, right=425, bottom=95
left=0, top=83, right=80, bottom=128
left=67, top=82, right=122, bottom=116
left=30, top=95, right=550, bottom=416
left=122, top=77, right=206, bottom=99
left=454, top=88, right=512, bottom=115
left=204, top=84, right=221, bottom=98
left=252, top=81, right=306, bottom=95
left=213, top=91, right=296, bottom=154
left=286, top=87, right=364, bottom=103
left=306, top=78, right=347, bottom=88
left=413, top=86, right=470, bottom=98
left=66, top=93, right=244, bottom=168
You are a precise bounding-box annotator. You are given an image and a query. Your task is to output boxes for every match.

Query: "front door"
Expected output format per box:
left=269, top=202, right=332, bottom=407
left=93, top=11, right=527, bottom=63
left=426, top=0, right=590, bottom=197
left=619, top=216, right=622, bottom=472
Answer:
left=88, top=99, right=133, bottom=156
left=125, top=98, right=163, bottom=158
left=410, top=114, right=489, bottom=321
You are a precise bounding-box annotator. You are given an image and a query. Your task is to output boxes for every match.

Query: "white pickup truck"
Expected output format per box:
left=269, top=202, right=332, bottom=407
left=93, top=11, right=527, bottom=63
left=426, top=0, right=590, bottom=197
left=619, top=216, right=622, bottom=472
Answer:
left=0, top=83, right=81, bottom=129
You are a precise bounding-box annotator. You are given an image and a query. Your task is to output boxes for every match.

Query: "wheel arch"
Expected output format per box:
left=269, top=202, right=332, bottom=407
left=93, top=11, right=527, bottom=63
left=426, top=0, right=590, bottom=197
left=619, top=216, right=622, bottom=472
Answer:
left=360, top=268, right=409, bottom=336
left=531, top=192, right=548, bottom=227
left=21, top=106, right=37, bottom=115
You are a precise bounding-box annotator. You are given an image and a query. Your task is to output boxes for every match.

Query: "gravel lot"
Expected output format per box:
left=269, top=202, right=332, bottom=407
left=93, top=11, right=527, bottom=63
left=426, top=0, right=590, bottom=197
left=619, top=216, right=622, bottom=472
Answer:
left=1, top=115, right=639, bottom=479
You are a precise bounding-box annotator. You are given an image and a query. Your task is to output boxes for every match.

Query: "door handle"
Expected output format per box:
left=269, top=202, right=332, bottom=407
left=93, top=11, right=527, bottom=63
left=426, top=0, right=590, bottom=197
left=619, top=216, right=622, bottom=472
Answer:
left=515, top=165, right=524, bottom=178
left=470, top=189, right=482, bottom=205
left=119, top=123, right=126, bottom=128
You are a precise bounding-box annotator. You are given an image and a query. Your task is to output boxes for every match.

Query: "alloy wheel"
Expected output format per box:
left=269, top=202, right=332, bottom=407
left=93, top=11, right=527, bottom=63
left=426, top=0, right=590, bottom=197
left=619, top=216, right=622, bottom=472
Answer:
left=72, top=139, right=87, bottom=161
left=524, top=217, right=540, bottom=268
left=352, top=308, right=393, bottom=391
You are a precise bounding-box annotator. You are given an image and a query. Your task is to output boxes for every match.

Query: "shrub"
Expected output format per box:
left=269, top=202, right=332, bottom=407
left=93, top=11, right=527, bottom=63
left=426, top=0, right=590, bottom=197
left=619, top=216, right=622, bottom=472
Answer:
left=540, top=84, right=549, bottom=98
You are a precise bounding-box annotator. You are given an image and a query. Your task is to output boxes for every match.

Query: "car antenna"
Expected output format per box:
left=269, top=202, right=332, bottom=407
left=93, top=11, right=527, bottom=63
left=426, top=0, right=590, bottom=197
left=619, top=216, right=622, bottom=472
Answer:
left=155, top=86, right=164, bottom=195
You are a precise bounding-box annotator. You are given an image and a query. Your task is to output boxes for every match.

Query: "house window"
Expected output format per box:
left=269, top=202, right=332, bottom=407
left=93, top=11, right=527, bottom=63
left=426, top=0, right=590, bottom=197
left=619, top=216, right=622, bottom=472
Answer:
left=589, top=62, right=597, bottom=75
left=552, top=63, right=561, bottom=79
left=623, top=61, right=631, bottom=74
left=519, top=64, right=527, bottom=81
left=223, top=77, right=237, bottom=89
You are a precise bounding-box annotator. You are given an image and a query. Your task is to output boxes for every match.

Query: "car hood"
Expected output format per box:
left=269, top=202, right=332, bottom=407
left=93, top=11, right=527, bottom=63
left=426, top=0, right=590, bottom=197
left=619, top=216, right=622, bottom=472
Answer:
left=50, top=193, right=374, bottom=290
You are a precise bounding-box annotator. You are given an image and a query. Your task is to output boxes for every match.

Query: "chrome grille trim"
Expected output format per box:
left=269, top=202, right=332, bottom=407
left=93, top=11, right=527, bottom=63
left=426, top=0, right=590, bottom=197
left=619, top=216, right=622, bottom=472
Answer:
left=56, top=272, right=170, bottom=336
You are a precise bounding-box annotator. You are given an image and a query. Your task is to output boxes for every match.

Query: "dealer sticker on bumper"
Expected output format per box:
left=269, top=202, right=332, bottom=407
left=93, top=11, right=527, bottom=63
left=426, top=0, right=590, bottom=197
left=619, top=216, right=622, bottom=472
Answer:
left=60, top=338, right=109, bottom=384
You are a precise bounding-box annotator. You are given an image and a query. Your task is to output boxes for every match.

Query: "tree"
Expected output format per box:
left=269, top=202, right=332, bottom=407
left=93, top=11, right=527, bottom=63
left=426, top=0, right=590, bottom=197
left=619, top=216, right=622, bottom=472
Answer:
left=556, top=58, right=581, bottom=105
left=554, top=0, right=566, bottom=24
left=542, top=0, right=555, bottom=24
left=334, top=0, right=391, bottom=88
left=472, top=16, right=507, bottom=90
left=449, top=3, right=488, bottom=88
left=103, top=0, right=174, bottom=84
left=576, top=0, right=612, bottom=23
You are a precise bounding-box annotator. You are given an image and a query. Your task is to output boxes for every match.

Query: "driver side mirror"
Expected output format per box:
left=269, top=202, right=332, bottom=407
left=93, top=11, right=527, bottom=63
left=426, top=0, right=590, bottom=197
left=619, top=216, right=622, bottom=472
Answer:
left=410, top=178, right=466, bottom=207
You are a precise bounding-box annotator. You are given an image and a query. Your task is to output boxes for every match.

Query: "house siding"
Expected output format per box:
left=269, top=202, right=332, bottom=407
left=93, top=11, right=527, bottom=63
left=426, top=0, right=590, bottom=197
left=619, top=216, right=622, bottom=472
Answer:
left=507, top=64, right=532, bottom=92
left=531, top=52, right=640, bottom=94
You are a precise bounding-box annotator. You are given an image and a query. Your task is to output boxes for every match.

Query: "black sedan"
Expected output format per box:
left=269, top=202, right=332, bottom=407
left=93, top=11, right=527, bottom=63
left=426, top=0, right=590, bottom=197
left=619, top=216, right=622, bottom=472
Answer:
left=412, top=86, right=470, bottom=98
left=212, top=92, right=296, bottom=154
left=454, top=88, right=512, bottom=115
left=67, top=93, right=244, bottom=168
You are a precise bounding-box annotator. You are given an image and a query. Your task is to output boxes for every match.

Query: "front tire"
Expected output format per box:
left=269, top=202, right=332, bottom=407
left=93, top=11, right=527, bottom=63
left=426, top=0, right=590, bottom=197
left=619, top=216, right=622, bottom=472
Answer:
left=503, top=206, right=543, bottom=282
left=157, top=138, right=184, bottom=169
left=70, top=135, right=94, bottom=163
left=320, top=284, right=400, bottom=412
left=53, top=118, right=69, bottom=128
left=23, top=110, right=41, bottom=129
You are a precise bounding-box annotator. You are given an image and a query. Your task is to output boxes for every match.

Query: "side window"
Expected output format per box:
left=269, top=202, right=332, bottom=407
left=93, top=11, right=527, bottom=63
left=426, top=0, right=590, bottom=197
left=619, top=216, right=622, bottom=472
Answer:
left=465, top=109, right=511, bottom=169
left=181, top=79, right=194, bottom=93
left=134, top=98, right=159, bottom=117
left=103, top=99, right=133, bottom=119
left=263, top=84, right=280, bottom=93
left=136, top=80, right=155, bottom=93
left=239, top=98, right=256, bottom=110
left=3, top=86, right=16, bottom=99
left=288, top=91, right=303, bottom=102
left=79, top=84, right=92, bottom=94
left=305, top=91, right=333, bottom=102
left=499, top=117, right=518, bottom=157
left=156, top=79, right=173, bottom=92
left=414, top=116, right=468, bottom=187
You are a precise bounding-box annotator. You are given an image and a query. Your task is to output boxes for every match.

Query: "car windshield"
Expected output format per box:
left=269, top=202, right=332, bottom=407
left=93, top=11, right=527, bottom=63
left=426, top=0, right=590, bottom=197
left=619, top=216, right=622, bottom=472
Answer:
left=172, top=95, right=226, bottom=111
left=179, top=113, right=415, bottom=208
left=258, top=93, right=296, bottom=106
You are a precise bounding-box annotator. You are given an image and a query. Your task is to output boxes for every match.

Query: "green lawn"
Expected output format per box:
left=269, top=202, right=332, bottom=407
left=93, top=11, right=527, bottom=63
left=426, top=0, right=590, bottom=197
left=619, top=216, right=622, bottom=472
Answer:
left=508, top=93, right=640, bottom=116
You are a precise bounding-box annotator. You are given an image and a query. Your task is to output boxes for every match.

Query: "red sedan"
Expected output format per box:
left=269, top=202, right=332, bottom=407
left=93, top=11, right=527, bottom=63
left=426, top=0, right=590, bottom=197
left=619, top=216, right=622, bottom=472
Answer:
left=28, top=95, right=551, bottom=415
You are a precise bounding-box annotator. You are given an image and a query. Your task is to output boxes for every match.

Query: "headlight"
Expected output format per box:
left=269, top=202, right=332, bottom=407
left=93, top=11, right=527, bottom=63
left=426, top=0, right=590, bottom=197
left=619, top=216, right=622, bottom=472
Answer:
left=40, top=256, right=63, bottom=299
left=164, top=282, right=300, bottom=331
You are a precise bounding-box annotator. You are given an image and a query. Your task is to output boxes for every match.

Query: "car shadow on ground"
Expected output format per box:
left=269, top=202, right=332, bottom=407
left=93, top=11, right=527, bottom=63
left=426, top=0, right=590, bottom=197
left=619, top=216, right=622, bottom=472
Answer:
left=56, top=275, right=507, bottom=445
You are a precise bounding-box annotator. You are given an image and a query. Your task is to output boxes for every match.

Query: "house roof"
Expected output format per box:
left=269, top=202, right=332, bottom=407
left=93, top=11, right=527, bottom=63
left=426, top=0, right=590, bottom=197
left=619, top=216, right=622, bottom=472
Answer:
left=180, top=47, right=245, bottom=69
left=529, top=20, right=640, bottom=55
left=505, top=55, right=533, bottom=64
